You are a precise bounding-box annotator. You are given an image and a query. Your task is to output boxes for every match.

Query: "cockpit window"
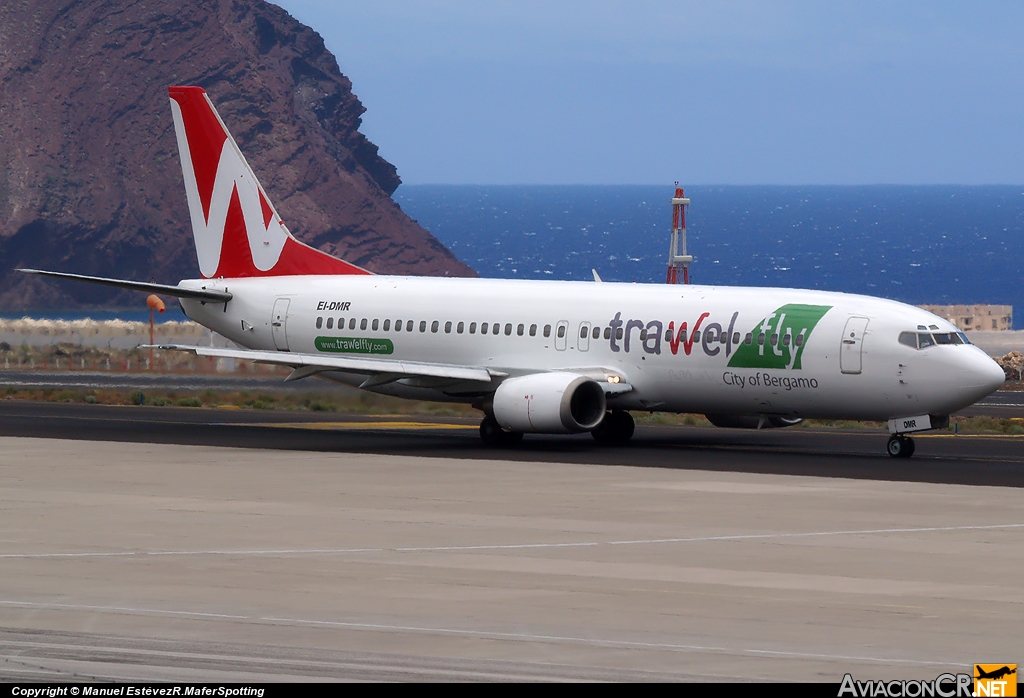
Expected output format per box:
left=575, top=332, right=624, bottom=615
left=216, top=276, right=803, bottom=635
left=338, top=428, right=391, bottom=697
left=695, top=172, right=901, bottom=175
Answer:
left=902, top=329, right=969, bottom=349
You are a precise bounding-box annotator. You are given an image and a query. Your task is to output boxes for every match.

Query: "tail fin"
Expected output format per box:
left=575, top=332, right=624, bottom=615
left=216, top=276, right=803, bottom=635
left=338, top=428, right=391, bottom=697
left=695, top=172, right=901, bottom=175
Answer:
left=168, top=86, right=371, bottom=279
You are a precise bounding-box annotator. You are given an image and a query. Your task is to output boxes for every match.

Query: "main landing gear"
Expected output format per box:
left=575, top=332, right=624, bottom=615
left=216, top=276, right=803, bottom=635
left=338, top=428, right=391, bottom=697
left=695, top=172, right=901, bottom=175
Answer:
left=479, top=416, right=524, bottom=447
left=591, top=410, right=635, bottom=445
left=886, top=434, right=916, bottom=459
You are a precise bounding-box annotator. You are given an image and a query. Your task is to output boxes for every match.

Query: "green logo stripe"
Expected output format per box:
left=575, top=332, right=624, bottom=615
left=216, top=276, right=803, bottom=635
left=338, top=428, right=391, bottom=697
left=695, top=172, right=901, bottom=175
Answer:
left=728, top=304, right=831, bottom=370
left=315, top=336, right=394, bottom=355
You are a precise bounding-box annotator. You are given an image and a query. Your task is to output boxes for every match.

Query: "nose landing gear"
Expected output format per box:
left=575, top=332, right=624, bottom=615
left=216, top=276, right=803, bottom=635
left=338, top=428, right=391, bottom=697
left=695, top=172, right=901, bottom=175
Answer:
left=886, top=434, right=915, bottom=459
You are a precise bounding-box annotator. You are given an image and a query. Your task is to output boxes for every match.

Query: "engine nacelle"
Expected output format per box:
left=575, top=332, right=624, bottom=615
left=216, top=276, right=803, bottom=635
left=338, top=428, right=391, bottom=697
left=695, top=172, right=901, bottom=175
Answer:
left=705, top=414, right=803, bottom=430
left=493, top=373, right=607, bottom=433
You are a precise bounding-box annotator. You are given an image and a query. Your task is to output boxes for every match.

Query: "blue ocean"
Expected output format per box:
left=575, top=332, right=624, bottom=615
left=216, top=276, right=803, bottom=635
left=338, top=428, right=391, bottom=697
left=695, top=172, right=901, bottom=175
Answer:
left=395, top=185, right=1023, bottom=323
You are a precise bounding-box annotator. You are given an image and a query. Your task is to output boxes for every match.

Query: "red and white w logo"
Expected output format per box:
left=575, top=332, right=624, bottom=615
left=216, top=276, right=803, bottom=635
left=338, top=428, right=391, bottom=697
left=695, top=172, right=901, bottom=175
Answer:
left=168, top=87, right=369, bottom=279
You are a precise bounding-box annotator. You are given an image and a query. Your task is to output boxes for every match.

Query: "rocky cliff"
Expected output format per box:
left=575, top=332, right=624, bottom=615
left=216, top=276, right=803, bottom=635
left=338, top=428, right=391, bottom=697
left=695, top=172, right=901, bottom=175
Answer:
left=0, top=0, right=474, bottom=309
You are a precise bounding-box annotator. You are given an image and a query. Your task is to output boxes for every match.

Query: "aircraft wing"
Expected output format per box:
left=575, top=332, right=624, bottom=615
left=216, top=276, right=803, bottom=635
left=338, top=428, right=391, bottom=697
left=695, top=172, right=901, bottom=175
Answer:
left=150, top=344, right=502, bottom=385
left=149, top=345, right=633, bottom=393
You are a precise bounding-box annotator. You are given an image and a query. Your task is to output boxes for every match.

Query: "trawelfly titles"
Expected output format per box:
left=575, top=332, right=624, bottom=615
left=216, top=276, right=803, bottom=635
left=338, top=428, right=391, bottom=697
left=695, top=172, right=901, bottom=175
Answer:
left=11, top=689, right=264, bottom=698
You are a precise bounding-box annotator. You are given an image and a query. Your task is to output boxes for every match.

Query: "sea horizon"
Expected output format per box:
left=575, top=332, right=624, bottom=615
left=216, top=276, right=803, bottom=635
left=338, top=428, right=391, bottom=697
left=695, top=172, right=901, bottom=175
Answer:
left=3, top=184, right=1020, bottom=325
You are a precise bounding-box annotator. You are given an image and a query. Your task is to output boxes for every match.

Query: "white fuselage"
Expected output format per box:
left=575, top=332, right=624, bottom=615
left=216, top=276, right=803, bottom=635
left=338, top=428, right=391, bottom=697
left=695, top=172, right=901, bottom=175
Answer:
left=179, top=276, right=1004, bottom=422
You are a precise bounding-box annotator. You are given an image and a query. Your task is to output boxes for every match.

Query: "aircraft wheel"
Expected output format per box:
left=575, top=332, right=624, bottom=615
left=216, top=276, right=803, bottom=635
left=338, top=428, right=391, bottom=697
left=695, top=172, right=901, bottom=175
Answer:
left=480, top=417, right=522, bottom=447
left=902, top=436, right=915, bottom=458
left=480, top=417, right=505, bottom=447
left=614, top=410, right=635, bottom=442
left=591, top=410, right=634, bottom=445
left=887, top=435, right=915, bottom=459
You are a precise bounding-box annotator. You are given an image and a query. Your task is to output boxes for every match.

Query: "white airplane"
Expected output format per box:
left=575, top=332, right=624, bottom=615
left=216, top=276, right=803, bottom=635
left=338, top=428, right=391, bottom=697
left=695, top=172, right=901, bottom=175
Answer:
left=21, top=86, right=1006, bottom=458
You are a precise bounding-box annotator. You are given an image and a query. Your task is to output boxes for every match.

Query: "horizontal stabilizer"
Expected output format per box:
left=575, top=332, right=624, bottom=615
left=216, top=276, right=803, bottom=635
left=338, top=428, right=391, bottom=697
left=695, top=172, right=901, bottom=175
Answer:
left=18, top=269, right=233, bottom=303
left=148, top=344, right=502, bottom=384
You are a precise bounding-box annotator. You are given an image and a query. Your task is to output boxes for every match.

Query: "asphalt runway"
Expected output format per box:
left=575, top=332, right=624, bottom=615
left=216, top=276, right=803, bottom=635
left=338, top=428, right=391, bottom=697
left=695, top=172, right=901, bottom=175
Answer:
left=0, top=401, right=1022, bottom=681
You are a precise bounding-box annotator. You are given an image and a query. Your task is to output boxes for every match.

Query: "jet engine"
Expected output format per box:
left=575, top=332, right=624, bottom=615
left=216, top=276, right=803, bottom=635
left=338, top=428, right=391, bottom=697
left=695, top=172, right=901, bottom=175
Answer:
left=705, top=414, right=803, bottom=429
left=493, top=373, right=606, bottom=433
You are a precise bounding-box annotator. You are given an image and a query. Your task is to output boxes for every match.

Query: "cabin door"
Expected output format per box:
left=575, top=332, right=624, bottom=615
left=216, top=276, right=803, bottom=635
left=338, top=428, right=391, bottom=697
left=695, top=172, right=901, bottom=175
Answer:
left=272, top=298, right=290, bottom=351
left=840, top=316, right=869, bottom=374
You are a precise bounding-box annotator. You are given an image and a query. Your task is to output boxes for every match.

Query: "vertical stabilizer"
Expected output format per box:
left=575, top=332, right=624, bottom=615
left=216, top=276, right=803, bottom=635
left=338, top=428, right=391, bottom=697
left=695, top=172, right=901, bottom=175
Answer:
left=168, top=86, right=371, bottom=278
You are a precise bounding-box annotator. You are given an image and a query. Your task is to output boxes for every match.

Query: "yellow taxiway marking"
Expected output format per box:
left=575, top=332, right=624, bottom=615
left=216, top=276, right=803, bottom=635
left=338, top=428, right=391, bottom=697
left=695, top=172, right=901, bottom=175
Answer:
left=247, top=421, right=478, bottom=431
left=916, top=432, right=1024, bottom=439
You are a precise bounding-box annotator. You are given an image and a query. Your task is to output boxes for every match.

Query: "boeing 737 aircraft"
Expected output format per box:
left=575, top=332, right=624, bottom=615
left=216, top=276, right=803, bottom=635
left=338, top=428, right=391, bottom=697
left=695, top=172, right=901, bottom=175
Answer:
left=21, top=86, right=1006, bottom=458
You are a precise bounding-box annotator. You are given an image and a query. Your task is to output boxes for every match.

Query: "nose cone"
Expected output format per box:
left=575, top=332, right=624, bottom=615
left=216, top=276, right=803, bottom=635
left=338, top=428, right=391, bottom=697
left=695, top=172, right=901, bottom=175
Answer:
left=957, top=348, right=1006, bottom=401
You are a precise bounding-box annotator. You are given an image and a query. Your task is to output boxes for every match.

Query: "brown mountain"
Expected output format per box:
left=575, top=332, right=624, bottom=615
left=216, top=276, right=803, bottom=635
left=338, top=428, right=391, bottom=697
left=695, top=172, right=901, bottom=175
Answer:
left=0, top=0, right=474, bottom=310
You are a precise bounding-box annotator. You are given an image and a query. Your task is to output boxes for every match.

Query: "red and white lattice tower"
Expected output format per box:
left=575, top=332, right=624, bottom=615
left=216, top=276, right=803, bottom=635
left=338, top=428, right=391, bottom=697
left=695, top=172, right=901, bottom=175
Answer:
left=666, top=184, right=692, bottom=284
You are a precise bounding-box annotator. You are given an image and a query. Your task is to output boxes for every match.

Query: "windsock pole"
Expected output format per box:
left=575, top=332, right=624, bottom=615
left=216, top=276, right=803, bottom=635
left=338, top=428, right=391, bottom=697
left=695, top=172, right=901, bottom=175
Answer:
left=666, top=184, right=692, bottom=284
left=146, top=294, right=165, bottom=371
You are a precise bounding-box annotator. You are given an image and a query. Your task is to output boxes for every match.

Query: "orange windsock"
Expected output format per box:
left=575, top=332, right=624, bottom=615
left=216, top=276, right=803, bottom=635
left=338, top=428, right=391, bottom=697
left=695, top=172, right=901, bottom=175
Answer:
left=146, top=294, right=166, bottom=313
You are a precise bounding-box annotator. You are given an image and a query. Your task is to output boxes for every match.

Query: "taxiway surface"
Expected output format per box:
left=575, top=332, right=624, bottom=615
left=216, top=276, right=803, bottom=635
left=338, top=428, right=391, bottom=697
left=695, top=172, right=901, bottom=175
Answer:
left=0, top=402, right=1021, bottom=681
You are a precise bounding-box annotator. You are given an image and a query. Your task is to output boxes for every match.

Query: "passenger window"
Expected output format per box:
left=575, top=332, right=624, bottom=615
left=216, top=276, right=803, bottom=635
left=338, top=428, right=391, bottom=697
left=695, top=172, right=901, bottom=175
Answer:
left=420, top=320, right=427, bottom=332
left=733, top=332, right=741, bottom=344
left=898, top=332, right=917, bottom=348
left=395, top=319, right=402, bottom=331
left=639, top=329, right=648, bottom=341
left=616, top=328, right=624, bottom=340
left=769, top=333, right=779, bottom=346
left=406, top=320, right=414, bottom=332
left=918, top=333, right=935, bottom=348
left=431, top=320, right=439, bottom=333
left=580, top=326, right=588, bottom=339
left=794, top=332, right=804, bottom=346
left=543, top=324, right=551, bottom=338
left=493, top=323, right=500, bottom=335
left=316, top=317, right=323, bottom=329
left=457, top=321, right=464, bottom=334
left=745, top=333, right=752, bottom=345
left=592, top=327, right=600, bottom=340
left=481, top=322, right=489, bottom=334
left=372, top=319, right=379, bottom=331
left=529, top=324, right=537, bottom=337
left=360, top=318, right=368, bottom=331
left=664, top=329, right=672, bottom=342
left=504, top=323, right=512, bottom=336
left=326, top=317, right=334, bottom=330
left=349, top=318, right=357, bottom=330
left=445, top=321, right=452, bottom=333
left=517, top=323, right=524, bottom=336
left=782, top=334, right=790, bottom=347
left=384, top=319, right=391, bottom=331
left=557, top=325, right=566, bottom=339
left=678, top=330, right=687, bottom=343
left=469, top=322, right=477, bottom=334
left=606, top=327, right=613, bottom=340
left=691, top=330, right=700, bottom=342
left=720, top=331, right=728, bottom=345
left=757, top=333, right=765, bottom=346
